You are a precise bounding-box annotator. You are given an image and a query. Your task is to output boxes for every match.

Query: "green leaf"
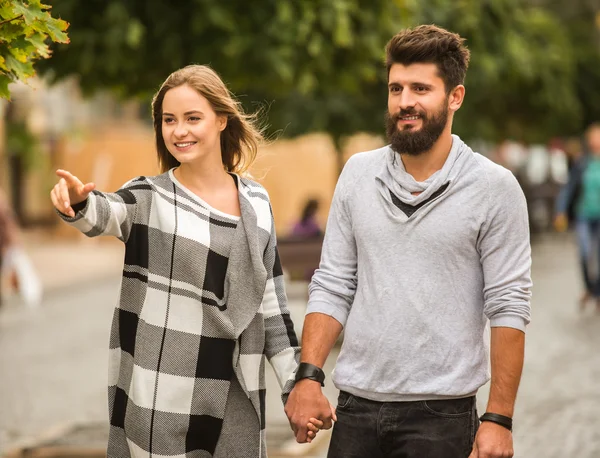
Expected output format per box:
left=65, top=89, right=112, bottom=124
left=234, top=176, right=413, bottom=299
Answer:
left=10, top=37, right=35, bottom=61
left=12, top=1, right=47, bottom=25
left=25, top=31, right=50, bottom=58
left=0, top=73, right=11, bottom=99
left=5, top=52, right=35, bottom=81
left=40, top=14, right=70, bottom=43
left=0, top=0, right=70, bottom=98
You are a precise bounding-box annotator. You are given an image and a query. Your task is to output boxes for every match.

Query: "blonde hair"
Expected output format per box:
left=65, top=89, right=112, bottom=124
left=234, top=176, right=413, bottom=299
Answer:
left=151, top=65, right=264, bottom=174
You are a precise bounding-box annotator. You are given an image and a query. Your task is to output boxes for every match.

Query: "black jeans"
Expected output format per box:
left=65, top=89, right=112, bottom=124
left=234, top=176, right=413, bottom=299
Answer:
left=328, top=391, right=479, bottom=458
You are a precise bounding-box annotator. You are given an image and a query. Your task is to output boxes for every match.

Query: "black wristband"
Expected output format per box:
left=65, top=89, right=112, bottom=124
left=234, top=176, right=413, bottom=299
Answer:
left=479, top=412, right=513, bottom=431
left=294, top=362, right=325, bottom=387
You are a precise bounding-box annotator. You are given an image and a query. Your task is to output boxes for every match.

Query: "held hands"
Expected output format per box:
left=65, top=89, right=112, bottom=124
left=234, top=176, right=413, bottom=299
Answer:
left=306, top=417, right=323, bottom=443
left=469, top=421, right=514, bottom=458
left=285, top=379, right=337, bottom=443
left=50, top=169, right=96, bottom=217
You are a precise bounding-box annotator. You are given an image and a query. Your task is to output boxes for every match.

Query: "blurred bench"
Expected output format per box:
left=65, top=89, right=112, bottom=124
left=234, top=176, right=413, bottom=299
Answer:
left=277, top=235, right=323, bottom=281
left=277, top=235, right=345, bottom=344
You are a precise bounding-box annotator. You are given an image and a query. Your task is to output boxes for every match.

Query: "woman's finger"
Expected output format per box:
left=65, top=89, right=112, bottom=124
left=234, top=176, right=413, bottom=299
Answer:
left=329, top=403, right=338, bottom=423
left=51, top=187, right=73, bottom=217
left=307, top=423, right=320, bottom=433
left=308, top=418, right=324, bottom=428
left=50, top=188, right=60, bottom=211
left=58, top=178, right=71, bottom=212
left=56, top=169, right=82, bottom=188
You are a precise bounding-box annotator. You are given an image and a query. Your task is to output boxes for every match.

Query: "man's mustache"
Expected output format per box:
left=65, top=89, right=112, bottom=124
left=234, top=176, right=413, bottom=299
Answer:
left=391, top=109, right=424, bottom=122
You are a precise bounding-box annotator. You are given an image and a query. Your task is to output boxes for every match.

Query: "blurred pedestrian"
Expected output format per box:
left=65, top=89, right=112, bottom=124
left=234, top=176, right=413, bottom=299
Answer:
left=290, top=198, right=323, bottom=283
left=563, top=137, right=584, bottom=172
left=555, top=122, right=600, bottom=311
left=50, top=65, right=319, bottom=458
left=291, top=198, right=322, bottom=239
left=0, top=188, right=21, bottom=305
left=286, top=25, right=532, bottom=458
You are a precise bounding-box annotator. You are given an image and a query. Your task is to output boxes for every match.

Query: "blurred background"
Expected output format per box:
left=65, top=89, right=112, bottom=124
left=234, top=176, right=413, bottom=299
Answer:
left=1, top=0, right=600, bottom=457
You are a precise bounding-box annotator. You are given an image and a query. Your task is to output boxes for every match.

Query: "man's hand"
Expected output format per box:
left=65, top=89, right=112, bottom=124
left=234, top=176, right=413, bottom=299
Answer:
left=285, top=379, right=336, bottom=443
left=469, top=421, right=514, bottom=457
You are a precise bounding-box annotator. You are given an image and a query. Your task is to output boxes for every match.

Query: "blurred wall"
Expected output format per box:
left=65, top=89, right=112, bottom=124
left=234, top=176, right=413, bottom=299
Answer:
left=54, top=125, right=384, bottom=237
left=251, top=133, right=337, bottom=233
left=2, top=79, right=385, bottom=237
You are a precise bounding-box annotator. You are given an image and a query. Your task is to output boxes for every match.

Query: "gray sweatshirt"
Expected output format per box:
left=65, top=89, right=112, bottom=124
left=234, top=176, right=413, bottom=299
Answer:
left=307, top=135, right=532, bottom=402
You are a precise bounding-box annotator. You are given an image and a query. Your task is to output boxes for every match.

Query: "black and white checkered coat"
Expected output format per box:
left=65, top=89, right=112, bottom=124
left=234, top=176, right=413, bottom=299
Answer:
left=59, top=170, right=300, bottom=457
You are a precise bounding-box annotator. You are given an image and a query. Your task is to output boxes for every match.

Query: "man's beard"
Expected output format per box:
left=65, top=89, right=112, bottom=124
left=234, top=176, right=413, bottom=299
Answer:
left=385, top=101, right=449, bottom=156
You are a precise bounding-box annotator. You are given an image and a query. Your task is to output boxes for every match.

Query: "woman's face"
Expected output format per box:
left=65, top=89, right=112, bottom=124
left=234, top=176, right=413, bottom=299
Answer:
left=161, top=84, right=226, bottom=166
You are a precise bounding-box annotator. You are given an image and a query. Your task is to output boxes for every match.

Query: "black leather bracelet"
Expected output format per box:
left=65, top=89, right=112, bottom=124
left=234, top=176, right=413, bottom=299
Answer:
left=294, top=362, right=325, bottom=387
left=479, top=412, right=513, bottom=431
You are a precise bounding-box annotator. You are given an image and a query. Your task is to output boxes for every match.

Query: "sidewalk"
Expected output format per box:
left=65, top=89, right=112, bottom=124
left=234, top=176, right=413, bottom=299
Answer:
left=7, top=229, right=125, bottom=296
left=11, top=232, right=599, bottom=457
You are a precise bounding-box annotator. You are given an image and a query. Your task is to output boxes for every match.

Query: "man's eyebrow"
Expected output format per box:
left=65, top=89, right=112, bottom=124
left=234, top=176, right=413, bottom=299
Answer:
left=411, top=82, right=433, bottom=88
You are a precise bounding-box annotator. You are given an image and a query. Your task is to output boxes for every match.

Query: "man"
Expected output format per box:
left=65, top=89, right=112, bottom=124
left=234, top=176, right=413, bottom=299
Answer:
left=555, top=123, right=600, bottom=310
left=285, top=25, right=532, bottom=458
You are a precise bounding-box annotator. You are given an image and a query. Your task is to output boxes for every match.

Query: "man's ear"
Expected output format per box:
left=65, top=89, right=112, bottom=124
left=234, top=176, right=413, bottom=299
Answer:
left=449, top=85, right=465, bottom=112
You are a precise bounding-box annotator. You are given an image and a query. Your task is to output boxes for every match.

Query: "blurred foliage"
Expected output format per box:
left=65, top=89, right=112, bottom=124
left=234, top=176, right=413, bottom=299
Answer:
left=536, top=0, right=600, bottom=133
left=39, top=1, right=409, bottom=97
left=414, top=0, right=600, bottom=143
left=5, top=116, right=40, bottom=169
left=38, top=0, right=409, bottom=152
left=37, top=0, right=600, bottom=145
left=0, top=0, right=69, bottom=99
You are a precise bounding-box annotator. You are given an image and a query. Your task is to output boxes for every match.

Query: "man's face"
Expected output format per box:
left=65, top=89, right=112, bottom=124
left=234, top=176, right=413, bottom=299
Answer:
left=386, top=63, right=451, bottom=156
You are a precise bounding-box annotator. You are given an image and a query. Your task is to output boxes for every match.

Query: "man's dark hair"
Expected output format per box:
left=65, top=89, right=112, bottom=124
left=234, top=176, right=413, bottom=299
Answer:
left=385, top=24, right=470, bottom=92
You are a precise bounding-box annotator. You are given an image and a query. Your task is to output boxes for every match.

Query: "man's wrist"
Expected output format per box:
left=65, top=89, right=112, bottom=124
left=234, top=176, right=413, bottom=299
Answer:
left=294, top=378, right=323, bottom=388
left=294, top=362, right=325, bottom=387
left=479, top=412, right=513, bottom=431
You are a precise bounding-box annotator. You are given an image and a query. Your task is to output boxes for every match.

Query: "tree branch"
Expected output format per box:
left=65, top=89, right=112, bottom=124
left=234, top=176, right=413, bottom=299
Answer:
left=0, top=15, right=24, bottom=27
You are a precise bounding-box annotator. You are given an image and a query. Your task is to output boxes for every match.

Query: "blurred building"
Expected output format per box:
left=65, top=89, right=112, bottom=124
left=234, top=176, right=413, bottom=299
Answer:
left=0, top=78, right=384, bottom=238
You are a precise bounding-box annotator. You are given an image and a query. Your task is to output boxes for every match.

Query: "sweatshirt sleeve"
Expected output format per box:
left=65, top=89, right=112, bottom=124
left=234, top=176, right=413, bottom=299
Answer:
left=478, top=168, right=532, bottom=331
left=306, top=160, right=358, bottom=327
left=56, top=177, right=148, bottom=243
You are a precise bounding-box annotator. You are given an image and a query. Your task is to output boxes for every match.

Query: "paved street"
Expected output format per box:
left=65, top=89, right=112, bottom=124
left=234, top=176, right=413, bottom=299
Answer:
left=1, top=233, right=600, bottom=457
left=507, top=233, right=600, bottom=457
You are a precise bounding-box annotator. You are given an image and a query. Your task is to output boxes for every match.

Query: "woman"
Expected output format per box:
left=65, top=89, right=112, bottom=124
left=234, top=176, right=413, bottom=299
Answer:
left=555, top=123, right=600, bottom=311
left=51, top=65, right=322, bottom=457
left=291, top=199, right=322, bottom=239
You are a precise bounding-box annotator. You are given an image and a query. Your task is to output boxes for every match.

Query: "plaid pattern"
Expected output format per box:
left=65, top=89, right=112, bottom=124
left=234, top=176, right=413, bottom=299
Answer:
left=59, top=170, right=300, bottom=458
